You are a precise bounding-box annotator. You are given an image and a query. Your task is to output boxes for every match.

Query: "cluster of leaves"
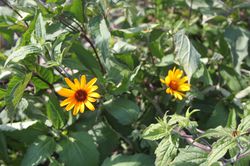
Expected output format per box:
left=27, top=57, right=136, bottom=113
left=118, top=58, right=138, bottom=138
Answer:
left=0, top=0, right=249, bottom=165
left=143, top=109, right=250, bottom=165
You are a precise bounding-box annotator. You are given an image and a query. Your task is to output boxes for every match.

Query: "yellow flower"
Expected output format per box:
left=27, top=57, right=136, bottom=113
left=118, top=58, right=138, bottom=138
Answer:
left=160, top=67, right=191, bottom=100
left=57, top=75, right=101, bottom=115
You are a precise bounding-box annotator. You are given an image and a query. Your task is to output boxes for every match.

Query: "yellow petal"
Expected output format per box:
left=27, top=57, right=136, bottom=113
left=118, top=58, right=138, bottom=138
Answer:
left=178, top=83, right=190, bottom=92
left=57, top=88, right=75, bottom=97
left=166, top=88, right=172, bottom=95
left=65, top=78, right=77, bottom=90
left=87, top=97, right=96, bottom=102
left=85, top=101, right=95, bottom=111
left=80, top=103, right=85, bottom=113
left=87, top=85, right=98, bottom=93
left=88, top=92, right=101, bottom=98
left=65, top=101, right=76, bottom=111
left=179, top=76, right=188, bottom=84
left=160, top=78, right=165, bottom=84
left=175, top=69, right=183, bottom=79
left=174, top=91, right=185, bottom=100
left=165, top=76, right=171, bottom=85
left=168, top=70, right=173, bottom=80
left=74, top=79, right=80, bottom=89
left=73, top=103, right=80, bottom=115
left=80, top=75, right=86, bottom=88
left=86, top=78, right=97, bottom=88
left=60, top=97, right=72, bottom=107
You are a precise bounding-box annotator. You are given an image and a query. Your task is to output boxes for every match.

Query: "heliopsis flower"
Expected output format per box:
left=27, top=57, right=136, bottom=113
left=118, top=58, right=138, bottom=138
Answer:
left=160, top=67, right=191, bottom=100
left=57, top=75, right=101, bottom=115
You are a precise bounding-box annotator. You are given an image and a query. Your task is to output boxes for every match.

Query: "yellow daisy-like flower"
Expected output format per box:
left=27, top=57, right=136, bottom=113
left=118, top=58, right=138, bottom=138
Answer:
left=57, top=75, right=101, bottom=116
left=160, top=67, right=191, bottom=100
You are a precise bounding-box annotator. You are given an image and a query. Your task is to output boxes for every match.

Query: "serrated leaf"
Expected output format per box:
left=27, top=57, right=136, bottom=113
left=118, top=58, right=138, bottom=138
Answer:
left=207, top=137, right=236, bottom=166
left=46, top=93, right=66, bottom=129
left=172, top=146, right=208, bottom=166
left=200, top=126, right=232, bottom=139
left=174, top=30, right=201, bottom=79
left=226, top=108, right=237, bottom=129
left=103, top=98, right=140, bottom=125
left=5, top=73, right=32, bottom=113
left=155, top=137, right=178, bottom=166
left=5, top=45, right=42, bottom=66
left=34, top=13, right=46, bottom=44
left=237, top=114, right=250, bottom=132
left=59, top=132, right=99, bottom=166
left=142, top=123, right=167, bottom=140
left=21, top=136, right=56, bottom=166
left=102, top=153, right=154, bottom=166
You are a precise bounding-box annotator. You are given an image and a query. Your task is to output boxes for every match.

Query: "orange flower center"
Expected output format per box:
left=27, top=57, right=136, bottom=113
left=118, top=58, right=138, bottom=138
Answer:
left=169, top=80, right=178, bottom=90
left=75, top=90, right=87, bottom=102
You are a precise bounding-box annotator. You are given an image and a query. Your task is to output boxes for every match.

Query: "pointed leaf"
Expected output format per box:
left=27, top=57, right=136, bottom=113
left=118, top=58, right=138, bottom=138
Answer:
left=59, top=132, right=99, bottom=166
left=207, top=137, right=236, bottom=166
left=155, top=137, right=178, bottom=166
left=174, top=30, right=201, bottom=79
left=21, top=136, right=56, bottom=166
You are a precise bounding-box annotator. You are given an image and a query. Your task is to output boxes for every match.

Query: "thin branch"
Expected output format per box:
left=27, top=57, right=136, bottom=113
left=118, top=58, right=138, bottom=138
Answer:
left=58, top=15, right=106, bottom=74
left=175, top=128, right=211, bottom=152
left=80, top=33, right=106, bottom=74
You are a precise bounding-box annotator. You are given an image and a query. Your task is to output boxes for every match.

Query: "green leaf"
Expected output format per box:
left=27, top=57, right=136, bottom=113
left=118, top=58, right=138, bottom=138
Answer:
left=103, top=98, right=140, bottom=125
left=21, top=13, right=38, bottom=46
left=174, top=30, right=201, bottom=79
left=89, top=16, right=111, bottom=62
left=46, top=93, right=66, bottom=129
left=200, top=126, right=232, bottom=139
left=149, top=40, right=164, bottom=58
left=64, top=0, right=84, bottom=23
left=235, top=86, right=250, bottom=99
left=102, top=154, right=154, bottom=166
left=5, top=73, right=32, bottom=112
left=89, top=122, right=119, bottom=161
left=34, top=13, right=46, bottom=44
left=219, top=66, right=242, bottom=92
left=32, top=67, right=55, bottom=92
left=237, top=114, right=250, bottom=132
left=0, top=88, right=6, bottom=100
left=155, top=137, right=178, bottom=166
left=226, top=108, right=237, bottom=129
left=0, top=132, right=8, bottom=162
left=142, top=123, right=167, bottom=140
left=112, top=24, right=159, bottom=38
left=207, top=137, right=236, bottom=166
left=5, top=45, right=42, bottom=66
left=172, top=146, right=208, bottom=166
left=224, top=26, right=249, bottom=73
left=21, top=136, right=56, bottom=166
left=70, top=42, right=102, bottom=76
left=59, top=132, right=99, bottom=166
left=113, top=40, right=136, bottom=54
left=205, top=101, right=228, bottom=128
